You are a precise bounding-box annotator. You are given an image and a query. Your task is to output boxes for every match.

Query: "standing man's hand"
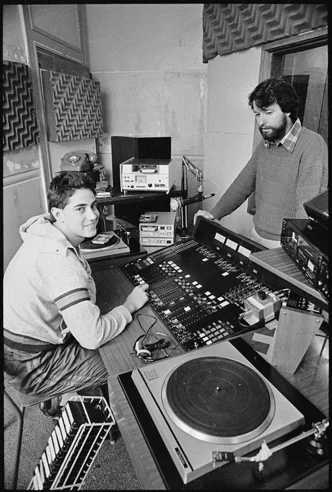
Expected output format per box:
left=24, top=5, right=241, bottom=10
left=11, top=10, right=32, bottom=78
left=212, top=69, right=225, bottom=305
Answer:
left=194, top=210, right=214, bottom=225
left=123, top=284, right=149, bottom=314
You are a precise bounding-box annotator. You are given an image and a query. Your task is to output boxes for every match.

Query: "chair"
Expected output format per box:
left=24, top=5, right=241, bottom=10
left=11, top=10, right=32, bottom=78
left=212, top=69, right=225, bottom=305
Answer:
left=3, top=387, right=63, bottom=490
left=4, top=390, right=25, bottom=491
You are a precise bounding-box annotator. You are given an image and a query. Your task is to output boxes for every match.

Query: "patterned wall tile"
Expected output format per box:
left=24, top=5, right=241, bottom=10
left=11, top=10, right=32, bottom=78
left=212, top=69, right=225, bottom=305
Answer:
left=46, top=71, right=104, bottom=141
left=3, top=61, right=39, bottom=152
left=203, top=4, right=327, bottom=62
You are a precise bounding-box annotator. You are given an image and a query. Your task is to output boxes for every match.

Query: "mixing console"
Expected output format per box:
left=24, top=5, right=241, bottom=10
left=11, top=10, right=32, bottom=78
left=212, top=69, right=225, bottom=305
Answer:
left=121, top=221, right=276, bottom=351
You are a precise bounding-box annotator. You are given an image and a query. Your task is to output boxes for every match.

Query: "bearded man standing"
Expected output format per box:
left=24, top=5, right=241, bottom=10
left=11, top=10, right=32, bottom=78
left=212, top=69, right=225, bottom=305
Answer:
left=195, top=78, right=328, bottom=249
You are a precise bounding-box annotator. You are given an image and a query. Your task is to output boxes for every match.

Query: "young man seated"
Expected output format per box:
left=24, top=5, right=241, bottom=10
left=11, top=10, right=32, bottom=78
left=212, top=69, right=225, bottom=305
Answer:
left=4, top=171, right=149, bottom=416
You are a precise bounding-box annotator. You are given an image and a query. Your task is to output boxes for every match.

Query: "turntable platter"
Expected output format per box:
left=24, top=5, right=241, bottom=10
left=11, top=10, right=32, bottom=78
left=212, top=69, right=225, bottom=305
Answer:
left=162, top=356, right=275, bottom=444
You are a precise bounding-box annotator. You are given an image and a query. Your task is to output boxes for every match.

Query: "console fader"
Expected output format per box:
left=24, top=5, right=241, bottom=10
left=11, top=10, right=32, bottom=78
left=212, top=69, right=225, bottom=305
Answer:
left=121, top=218, right=278, bottom=351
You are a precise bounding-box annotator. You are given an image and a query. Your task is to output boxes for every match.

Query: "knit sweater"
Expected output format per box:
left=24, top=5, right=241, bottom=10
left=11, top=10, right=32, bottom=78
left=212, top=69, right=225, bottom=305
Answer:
left=3, top=214, right=133, bottom=352
left=210, top=127, right=328, bottom=241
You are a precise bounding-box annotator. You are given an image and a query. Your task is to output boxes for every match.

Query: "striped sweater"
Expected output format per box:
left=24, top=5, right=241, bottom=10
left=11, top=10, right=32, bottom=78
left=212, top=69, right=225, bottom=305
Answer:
left=4, top=214, right=133, bottom=352
left=210, top=127, right=328, bottom=241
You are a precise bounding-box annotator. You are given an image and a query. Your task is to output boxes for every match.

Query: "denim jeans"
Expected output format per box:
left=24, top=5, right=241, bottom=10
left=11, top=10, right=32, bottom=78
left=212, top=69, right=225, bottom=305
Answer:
left=4, top=336, right=108, bottom=401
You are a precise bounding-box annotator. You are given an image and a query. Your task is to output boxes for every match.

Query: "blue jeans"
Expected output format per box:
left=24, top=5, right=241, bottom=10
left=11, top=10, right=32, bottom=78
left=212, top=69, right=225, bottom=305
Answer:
left=4, top=336, right=108, bottom=402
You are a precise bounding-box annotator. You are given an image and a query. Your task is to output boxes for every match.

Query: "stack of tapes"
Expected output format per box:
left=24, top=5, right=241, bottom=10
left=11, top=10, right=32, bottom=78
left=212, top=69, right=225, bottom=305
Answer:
left=27, top=396, right=115, bottom=490
left=139, top=212, right=176, bottom=253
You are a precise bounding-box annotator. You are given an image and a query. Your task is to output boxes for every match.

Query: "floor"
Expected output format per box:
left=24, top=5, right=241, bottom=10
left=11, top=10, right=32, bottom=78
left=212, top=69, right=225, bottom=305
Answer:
left=4, top=328, right=328, bottom=490
left=3, top=384, right=141, bottom=490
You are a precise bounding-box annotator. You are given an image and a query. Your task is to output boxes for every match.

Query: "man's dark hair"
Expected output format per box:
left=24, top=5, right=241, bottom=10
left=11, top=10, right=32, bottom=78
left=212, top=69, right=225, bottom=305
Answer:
left=47, top=171, right=96, bottom=211
left=248, top=78, right=300, bottom=122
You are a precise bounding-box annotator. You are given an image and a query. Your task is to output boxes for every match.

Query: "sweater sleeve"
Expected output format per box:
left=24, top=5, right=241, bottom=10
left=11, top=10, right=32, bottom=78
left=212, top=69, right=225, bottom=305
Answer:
left=210, top=151, right=258, bottom=220
left=295, top=133, right=328, bottom=218
left=45, top=253, right=133, bottom=350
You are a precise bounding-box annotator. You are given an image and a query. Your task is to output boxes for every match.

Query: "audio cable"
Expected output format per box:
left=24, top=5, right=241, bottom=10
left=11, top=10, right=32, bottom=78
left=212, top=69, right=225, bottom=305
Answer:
left=131, top=314, right=181, bottom=363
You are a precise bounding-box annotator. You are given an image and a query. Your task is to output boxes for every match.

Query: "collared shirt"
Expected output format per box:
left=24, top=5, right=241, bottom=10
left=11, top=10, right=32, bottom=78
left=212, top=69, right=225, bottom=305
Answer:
left=264, top=118, right=302, bottom=152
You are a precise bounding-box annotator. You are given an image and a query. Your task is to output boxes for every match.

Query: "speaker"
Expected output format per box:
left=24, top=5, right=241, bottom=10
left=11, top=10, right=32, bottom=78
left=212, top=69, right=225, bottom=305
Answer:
left=111, top=136, right=171, bottom=192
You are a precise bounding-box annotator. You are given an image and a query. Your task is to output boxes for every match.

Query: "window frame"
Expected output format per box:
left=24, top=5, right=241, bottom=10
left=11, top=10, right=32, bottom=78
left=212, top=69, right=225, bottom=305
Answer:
left=247, top=26, right=328, bottom=215
left=22, top=5, right=90, bottom=191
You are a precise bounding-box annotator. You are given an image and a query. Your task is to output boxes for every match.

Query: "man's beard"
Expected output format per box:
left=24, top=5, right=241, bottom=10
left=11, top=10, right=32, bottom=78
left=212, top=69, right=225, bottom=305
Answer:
left=259, top=115, right=288, bottom=142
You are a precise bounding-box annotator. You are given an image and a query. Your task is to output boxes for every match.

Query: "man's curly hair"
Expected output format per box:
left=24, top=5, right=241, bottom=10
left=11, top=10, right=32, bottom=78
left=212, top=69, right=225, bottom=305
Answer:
left=248, top=78, right=300, bottom=123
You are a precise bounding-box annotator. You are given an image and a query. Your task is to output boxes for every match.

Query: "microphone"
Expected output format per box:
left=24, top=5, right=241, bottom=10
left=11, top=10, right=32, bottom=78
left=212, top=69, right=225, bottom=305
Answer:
left=171, top=193, right=215, bottom=211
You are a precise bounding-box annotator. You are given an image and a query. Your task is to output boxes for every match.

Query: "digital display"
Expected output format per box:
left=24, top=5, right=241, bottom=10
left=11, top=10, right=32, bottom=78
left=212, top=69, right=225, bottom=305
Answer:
left=135, top=175, right=147, bottom=183
left=238, top=245, right=251, bottom=258
left=215, top=233, right=226, bottom=244
left=225, top=238, right=238, bottom=250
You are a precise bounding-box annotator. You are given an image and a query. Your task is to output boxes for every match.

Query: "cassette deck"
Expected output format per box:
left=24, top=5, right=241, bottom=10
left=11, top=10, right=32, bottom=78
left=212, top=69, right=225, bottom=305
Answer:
left=120, top=158, right=178, bottom=192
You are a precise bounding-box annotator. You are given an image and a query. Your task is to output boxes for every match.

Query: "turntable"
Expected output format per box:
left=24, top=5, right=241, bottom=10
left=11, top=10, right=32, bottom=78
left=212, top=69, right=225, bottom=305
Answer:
left=80, top=231, right=130, bottom=259
left=132, top=340, right=313, bottom=484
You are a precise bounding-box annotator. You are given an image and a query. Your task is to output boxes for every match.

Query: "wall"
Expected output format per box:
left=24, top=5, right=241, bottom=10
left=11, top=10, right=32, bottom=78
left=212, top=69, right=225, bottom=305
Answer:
left=3, top=4, right=264, bottom=269
left=3, top=5, right=45, bottom=269
left=85, top=4, right=208, bottom=222
left=86, top=5, right=263, bottom=234
left=203, top=48, right=262, bottom=238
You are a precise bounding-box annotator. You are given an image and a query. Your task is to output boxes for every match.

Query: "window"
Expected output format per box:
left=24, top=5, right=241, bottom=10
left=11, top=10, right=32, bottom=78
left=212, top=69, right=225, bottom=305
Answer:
left=282, top=46, right=327, bottom=143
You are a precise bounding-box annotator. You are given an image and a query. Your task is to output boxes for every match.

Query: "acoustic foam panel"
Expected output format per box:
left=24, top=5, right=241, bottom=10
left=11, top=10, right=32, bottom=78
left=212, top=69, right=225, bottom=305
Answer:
left=3, top=60, right=39, bottom=152
left=42, top=71, right=104, bottom=142
left=203, top=4, right=327, bottom=62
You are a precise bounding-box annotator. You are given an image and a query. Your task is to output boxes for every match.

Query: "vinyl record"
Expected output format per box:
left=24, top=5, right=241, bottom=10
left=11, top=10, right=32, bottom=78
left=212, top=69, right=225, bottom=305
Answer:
left=81, top=232, right=120, bottom=251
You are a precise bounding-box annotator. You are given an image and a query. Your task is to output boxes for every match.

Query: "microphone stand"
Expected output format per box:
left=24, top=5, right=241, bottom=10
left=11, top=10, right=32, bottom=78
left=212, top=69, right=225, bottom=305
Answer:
left=176, top=156, right=214, bottom=237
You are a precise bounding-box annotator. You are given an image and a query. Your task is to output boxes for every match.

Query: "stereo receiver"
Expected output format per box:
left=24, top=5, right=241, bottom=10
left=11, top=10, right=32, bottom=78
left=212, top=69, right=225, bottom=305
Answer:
left=281, top=218, right=328, bottom=301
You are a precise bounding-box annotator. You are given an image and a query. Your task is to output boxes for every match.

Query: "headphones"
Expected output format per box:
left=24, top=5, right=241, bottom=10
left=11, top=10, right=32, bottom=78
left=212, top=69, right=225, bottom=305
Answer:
left=133, top=334, right=170, bottom=362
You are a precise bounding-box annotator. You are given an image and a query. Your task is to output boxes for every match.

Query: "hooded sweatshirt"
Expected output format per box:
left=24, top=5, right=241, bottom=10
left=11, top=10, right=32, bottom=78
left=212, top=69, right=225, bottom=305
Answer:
left=3, top=214, right=132, bottom=352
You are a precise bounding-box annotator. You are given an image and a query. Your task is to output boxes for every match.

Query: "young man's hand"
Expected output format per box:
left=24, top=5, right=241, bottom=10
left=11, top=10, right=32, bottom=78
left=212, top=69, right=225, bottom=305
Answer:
left=123, top=284, right=149, bottom=314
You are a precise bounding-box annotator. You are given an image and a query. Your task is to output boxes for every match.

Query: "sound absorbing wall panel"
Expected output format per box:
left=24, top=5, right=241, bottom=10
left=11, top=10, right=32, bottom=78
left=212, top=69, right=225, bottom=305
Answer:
left=3, top=61, right=39, bottom=152
left=42, top=70, right=104, bottom=142
left=202, top=4, right=327, bottom=62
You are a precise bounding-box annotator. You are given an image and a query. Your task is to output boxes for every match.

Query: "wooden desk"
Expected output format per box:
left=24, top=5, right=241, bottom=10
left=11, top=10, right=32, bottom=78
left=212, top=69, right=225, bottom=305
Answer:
left=94, top=262, right=184, bottom=376
left=95, top=263, right=329, bottom=490
left=96, top=187, right=185, bottom=206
